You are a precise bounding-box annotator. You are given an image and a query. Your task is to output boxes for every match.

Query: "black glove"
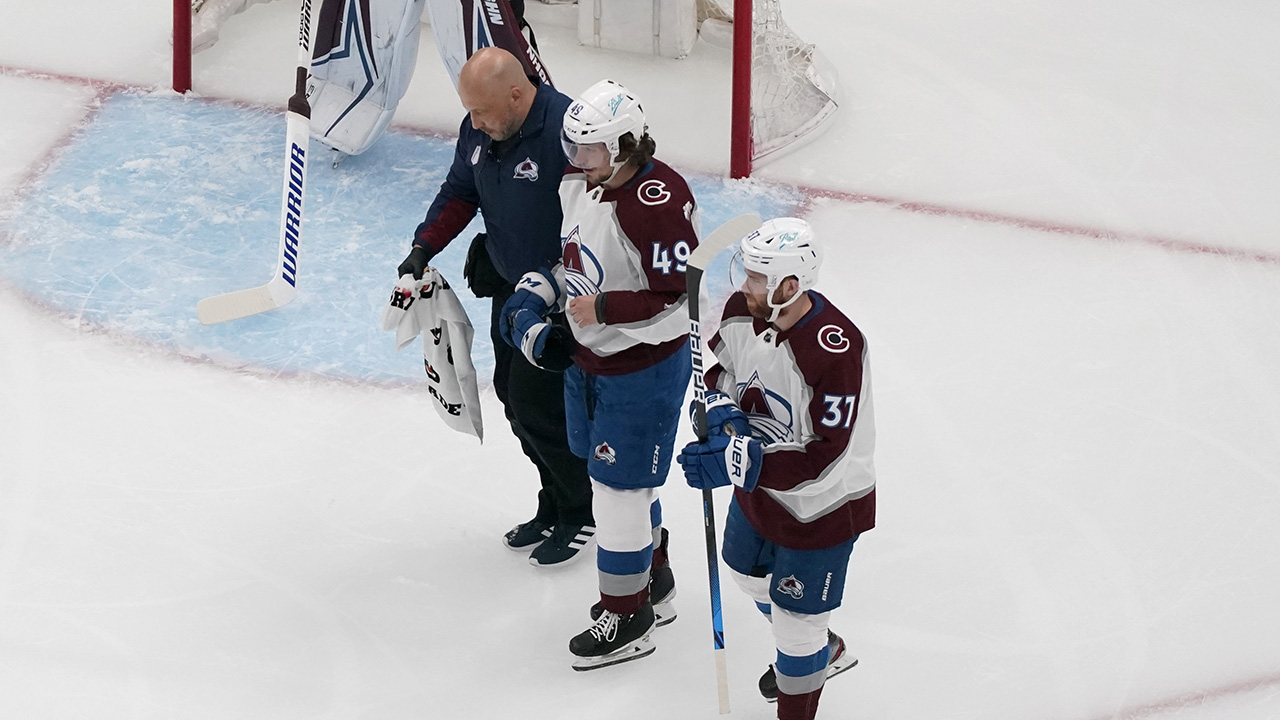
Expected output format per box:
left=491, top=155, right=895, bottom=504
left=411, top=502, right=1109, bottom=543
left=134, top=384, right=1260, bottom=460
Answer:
left=397, top=246, right=431, bottom=281
left=535, top=324, right=577, bottom=372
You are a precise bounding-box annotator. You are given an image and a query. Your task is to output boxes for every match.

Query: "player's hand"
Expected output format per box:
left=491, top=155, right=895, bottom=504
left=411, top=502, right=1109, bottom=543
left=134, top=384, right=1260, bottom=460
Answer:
left=567, top=295, right=601, bottom=327
left=689, top=391, right=751, bottom=437
left=677, top=435, right=761, bottom=492
left=397, top=246, right=430, bottom=281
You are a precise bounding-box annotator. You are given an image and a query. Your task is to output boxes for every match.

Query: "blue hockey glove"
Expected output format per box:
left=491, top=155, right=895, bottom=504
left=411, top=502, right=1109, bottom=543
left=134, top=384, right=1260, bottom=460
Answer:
left=689, top=390, right=752, bottom=438
left=678, top=435, right=762, bottom=492
left=499, top=269, right=561, bottom=347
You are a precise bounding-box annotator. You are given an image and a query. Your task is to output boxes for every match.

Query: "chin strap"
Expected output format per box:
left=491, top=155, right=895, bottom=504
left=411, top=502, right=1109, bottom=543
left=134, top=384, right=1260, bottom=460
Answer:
left=766, top=285, right=805, bottom=323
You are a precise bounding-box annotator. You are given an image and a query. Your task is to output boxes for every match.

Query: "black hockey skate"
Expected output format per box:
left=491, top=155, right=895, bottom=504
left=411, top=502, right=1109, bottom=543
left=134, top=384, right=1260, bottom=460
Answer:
left=570, top=602, right=656, bottom=671
left=759, top=631, right=858, bottom=703
left=589, top=528, right=676, bottom=626
left=589, top=570, right=676, bottom=627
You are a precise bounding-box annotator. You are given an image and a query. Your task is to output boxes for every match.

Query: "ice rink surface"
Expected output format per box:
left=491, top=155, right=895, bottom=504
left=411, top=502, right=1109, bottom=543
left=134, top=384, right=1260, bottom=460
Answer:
left=2, top=2, right=1280, bottom=719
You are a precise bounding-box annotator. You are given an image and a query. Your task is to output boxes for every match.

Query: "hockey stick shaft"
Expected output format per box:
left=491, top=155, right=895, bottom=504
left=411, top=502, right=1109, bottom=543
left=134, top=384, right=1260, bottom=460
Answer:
left=197, top=0, right=313, bottom=325
left=686, top=212, right=762, bottom=715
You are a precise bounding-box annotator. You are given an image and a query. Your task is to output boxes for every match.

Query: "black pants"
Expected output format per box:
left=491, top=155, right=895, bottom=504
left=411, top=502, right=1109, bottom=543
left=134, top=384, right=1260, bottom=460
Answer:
left=490, top=288, right=593, bottom=528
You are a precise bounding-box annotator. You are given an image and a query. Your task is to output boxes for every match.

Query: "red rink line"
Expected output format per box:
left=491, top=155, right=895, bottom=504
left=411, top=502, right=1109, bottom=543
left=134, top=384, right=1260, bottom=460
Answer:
left=794, top=189, right=1280, bottom=267
left=4, top=62, right=1279, bottom=269
left=1084, top=671, right=1280, bottom=720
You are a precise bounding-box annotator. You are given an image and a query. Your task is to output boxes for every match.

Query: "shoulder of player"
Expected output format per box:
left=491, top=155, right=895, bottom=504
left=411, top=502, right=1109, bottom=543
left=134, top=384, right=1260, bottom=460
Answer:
left=610, top=161, right=694, bottom=210
left=720, top=292, right=751, bottom=322
left=786, top=292, right=866, bottom=361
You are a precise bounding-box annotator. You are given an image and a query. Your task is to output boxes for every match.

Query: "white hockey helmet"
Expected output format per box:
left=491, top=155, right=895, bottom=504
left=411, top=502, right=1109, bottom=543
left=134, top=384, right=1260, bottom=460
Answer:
left=561, top=79, right=647, bottom=178
left=732, top=217, right=823, bottom=322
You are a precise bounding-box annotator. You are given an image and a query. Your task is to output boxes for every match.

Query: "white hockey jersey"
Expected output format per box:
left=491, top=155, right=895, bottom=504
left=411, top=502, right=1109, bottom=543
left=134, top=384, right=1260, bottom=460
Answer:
left=557, top=161, right=700, bottom=375
left=707, top=291, right=875, bottom=549
left=380, top=269, right=484, bottom=441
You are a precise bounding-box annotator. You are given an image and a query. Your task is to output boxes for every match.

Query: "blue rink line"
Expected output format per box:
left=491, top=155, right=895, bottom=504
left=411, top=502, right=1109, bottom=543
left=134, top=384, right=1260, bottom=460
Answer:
left=0, top=92, right=803, bottom=385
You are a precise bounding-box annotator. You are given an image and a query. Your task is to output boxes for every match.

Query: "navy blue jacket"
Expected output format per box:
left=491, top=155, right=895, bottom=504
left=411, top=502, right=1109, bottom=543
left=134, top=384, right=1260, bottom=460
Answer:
left=412, top=83, right=572, bottom=284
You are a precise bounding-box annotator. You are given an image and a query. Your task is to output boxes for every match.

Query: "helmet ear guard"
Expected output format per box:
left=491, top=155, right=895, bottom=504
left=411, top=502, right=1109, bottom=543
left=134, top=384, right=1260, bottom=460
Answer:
left=734, top=217, right=823, bottom=323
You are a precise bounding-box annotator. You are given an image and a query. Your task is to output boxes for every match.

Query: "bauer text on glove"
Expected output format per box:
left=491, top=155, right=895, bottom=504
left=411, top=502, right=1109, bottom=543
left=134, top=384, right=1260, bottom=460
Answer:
left=678, top=435, right=761, bottom=491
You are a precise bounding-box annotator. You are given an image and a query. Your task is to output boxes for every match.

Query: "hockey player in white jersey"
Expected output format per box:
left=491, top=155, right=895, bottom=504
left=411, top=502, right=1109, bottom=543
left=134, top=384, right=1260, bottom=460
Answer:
left=499, top=79, right=699, bottom=670
left=677, top=218, right=875, bottom=719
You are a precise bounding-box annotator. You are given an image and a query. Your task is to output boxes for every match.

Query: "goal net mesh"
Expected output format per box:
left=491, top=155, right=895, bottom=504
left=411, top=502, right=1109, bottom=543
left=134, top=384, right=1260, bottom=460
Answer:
left=698, top=0, right=838, bottom=163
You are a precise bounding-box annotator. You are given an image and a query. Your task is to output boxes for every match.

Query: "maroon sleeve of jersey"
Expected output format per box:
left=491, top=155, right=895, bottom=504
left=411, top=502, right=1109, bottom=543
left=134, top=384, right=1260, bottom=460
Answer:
left=756, top=321, right=867, bottom=493
left=600, top=289, right=683, bottom=324
left=603, top=164, right=698, bottom=323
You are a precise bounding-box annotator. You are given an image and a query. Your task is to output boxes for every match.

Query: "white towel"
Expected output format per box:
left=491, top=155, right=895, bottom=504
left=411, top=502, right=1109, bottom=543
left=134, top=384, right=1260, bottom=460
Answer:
left=381, top=270, right=483, bottom=442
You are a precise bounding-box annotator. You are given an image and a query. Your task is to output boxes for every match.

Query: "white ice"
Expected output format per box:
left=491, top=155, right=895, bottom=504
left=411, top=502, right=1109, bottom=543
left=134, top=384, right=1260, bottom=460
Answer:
left=3, top=2, right=1280, bottom=719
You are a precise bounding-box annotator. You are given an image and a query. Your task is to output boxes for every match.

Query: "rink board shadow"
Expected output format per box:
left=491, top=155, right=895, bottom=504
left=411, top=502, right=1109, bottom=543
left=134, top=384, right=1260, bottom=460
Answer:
left=0, top=92, right=803, bottom=385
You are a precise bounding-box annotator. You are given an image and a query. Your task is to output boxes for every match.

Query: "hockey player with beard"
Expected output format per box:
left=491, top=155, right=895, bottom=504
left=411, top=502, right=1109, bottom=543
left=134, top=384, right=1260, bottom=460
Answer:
left=677, top=219, right=875, bottom=720
left=499, top=79, right=697, bottom=670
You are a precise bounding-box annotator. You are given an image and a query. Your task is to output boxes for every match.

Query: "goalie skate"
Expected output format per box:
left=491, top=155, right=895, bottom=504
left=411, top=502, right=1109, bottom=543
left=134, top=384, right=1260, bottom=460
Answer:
left=570, top=603, right=656, bottom=672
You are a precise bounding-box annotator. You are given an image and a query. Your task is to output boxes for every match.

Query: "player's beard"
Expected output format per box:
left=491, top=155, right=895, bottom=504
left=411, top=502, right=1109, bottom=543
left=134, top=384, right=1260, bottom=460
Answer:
left=744, top=286, right=792, bottom=321
left=743, top=291, right=770, bottom=320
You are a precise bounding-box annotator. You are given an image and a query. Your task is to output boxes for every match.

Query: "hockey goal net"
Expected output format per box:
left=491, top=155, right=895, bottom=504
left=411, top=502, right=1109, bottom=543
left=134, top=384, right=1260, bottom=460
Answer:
left=698, top=0, right=839, bottom=178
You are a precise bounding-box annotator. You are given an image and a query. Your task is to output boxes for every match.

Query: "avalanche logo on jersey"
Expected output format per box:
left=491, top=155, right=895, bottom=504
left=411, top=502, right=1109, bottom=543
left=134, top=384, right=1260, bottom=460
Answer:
left=562, top=226, right=605, bottom=297
left=593, top=442, right=617, bottom=465
left=736, top=371, right=794, bottom=445
left=514, top=157, right=538, bottom=181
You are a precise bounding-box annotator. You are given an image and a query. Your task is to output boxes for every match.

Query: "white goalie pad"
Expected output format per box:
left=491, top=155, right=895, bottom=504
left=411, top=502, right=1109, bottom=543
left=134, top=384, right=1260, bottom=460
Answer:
left=306, top=0, right=426, bottom=156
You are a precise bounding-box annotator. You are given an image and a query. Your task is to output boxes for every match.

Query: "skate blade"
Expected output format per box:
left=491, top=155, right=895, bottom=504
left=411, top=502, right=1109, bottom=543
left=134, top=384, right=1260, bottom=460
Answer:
left=828, top=652, right=859, bottom=679
left=763, top=655, right=859, bottom=704
left=654, top=601, right=677, bottom=627
left=653, top=587, right=677, bottom=627
left=571, top=636, right=656, bottom=672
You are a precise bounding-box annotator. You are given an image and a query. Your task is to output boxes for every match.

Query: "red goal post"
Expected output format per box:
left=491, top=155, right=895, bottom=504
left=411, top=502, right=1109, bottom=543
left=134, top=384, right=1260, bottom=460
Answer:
left=173, top=0, right=192, bottom=93
left=702, top=0, right=840, bottom=178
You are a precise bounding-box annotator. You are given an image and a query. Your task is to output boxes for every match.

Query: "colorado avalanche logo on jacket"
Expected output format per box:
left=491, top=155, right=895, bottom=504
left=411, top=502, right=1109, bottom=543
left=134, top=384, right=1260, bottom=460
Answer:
left=562, top=225, right=606, bottom=297
left=737, top=371, right=794, bottom=445
left=514, top=157, right=539, bottom=181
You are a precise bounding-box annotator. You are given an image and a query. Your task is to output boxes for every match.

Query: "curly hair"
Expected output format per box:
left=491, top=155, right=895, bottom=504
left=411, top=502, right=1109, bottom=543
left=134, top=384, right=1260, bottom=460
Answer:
left=617, top=131, right=657, bottom=168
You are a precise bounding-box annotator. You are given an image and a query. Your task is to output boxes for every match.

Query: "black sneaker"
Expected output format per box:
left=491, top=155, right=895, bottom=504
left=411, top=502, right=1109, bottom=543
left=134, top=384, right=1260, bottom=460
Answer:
left=529, top=524, right=595, bottom=567
left=502, top=519, right=552, bottom=552
left=570, top=602, right=656, bottom=671
left=759, top=631, right=857, bottom=702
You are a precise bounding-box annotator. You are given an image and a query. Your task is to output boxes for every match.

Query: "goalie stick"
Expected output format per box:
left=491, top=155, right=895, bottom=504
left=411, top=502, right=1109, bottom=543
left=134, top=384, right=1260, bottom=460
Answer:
left=686, top=211, right=762, bottom=714
left=197, top=0, right=314, bottom=325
